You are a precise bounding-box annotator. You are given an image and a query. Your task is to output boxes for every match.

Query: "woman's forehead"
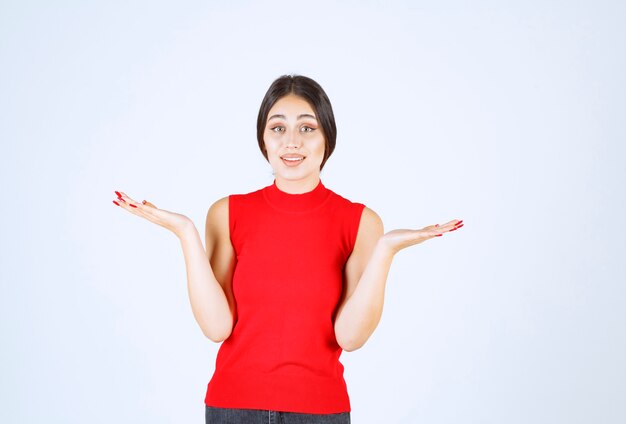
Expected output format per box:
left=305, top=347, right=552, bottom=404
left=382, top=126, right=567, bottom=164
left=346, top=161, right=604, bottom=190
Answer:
left=268, top=94, right=316, bottom=117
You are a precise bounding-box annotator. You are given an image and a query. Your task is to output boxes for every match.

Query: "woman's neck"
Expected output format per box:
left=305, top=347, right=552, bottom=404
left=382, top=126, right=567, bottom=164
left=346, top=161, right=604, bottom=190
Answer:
left=274, top=174, right=321, bottom=194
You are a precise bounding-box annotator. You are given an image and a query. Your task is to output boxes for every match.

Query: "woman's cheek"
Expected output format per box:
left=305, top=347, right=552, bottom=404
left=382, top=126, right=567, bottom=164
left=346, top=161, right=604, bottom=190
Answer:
left=264, top=137, right=280, bottom=153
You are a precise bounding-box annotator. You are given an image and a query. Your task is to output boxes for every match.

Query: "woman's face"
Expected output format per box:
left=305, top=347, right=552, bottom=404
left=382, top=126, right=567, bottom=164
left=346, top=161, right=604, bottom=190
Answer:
left=263, top=94, right=325, bottom=186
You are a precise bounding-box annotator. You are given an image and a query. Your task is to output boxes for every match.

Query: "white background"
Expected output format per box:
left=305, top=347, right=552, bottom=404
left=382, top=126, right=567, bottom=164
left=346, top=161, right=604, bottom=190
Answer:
left=1, top=1, right=624, bottom=423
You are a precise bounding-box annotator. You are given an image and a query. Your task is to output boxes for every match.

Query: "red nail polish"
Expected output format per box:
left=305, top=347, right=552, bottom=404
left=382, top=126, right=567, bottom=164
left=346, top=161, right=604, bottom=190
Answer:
left=113, top=200, right=120, bottom=206
left=435, top=234, right=442, bottom=237
left=115, top=191, right=122, bottom=197
left=129, top=204, right=137, bottom=208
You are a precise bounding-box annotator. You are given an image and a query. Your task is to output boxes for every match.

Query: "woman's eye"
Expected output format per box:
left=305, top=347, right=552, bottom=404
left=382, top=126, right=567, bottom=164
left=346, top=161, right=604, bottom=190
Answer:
left=301, top=126, right=315, bottom=133
left=270, top=126, right=285, bottom=133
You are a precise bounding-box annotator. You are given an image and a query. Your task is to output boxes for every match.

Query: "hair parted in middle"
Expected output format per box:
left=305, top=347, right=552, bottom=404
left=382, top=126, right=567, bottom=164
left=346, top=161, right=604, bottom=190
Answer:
left=256, top=74, right=337, bottom=171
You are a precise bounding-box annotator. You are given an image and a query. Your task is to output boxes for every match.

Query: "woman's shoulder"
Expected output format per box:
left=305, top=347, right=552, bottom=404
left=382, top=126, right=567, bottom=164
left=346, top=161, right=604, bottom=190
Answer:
left=206, top=196, right=229, bottom=225
left=228, top=184, right=268, bottom=201
left=208, top=195, right=229, bottom=209
left=358, top=205, right=383, bottom=231
left=208, top=184, right=270, bottom=220
left=325, top=185, right=381, bottom=224
left=210, top=183, right=268, bottom=205
left=326, top=186, right=367, bottom=210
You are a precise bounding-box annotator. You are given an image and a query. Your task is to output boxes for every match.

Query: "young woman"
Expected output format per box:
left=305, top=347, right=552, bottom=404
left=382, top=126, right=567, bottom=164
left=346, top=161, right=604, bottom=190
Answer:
left=112, top=75, right=463, bottom=423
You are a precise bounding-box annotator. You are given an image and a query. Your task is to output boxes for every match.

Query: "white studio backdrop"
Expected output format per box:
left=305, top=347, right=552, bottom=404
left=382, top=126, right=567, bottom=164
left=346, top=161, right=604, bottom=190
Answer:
left=1, top=1, right=625, bottom=423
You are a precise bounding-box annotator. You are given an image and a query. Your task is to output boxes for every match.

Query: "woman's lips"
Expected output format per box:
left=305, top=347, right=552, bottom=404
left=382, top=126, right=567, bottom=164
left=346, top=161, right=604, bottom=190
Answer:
left=281, top=155, right=305, bottom=167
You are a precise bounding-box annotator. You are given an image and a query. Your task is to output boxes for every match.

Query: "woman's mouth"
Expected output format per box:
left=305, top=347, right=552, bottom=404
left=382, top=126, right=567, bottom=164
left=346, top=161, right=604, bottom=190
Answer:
left=281, top=155, right=305, bottom=167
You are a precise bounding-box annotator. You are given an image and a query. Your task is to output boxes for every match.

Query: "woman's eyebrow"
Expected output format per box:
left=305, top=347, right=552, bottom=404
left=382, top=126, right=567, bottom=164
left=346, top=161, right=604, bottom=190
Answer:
left=268, top=113, right=317, bottom=121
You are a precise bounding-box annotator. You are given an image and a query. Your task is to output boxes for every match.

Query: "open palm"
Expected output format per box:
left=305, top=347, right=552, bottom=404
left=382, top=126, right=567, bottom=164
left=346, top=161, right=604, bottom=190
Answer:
left=112, top=191, right=193, bottom=237
left=380, top=219, right=463, bottom=255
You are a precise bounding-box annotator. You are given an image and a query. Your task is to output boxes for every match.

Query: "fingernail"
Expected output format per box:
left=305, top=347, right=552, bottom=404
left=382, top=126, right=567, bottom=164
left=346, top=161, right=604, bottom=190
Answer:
left=142, top=200, right=146, bottom=204
left=113, top=200, right=120, bottom=206
left=450, top=225, right=463, bottom=231
left=435, top=234, right=442, bottom=237
left=129, top=204, right=137, bottom=208
left=115, top=191, right=122, bottom=198
left=435, top=224, right=439, bottom=227
left=456, top=220, right=463, bottom=225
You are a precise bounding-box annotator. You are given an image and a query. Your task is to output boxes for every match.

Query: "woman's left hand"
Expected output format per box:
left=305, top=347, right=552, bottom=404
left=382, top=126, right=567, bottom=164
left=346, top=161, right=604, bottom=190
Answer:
left=379, top=219, right=464, bottom=255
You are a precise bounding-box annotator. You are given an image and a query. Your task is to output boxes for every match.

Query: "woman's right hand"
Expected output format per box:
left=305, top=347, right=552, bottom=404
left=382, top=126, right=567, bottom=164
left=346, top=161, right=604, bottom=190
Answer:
left=112, top=190, right=193, bottom=238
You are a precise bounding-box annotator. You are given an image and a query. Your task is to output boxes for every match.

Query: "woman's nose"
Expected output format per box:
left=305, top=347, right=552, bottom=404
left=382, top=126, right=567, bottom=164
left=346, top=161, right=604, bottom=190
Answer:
left=285, top=131, right=301, bottom=149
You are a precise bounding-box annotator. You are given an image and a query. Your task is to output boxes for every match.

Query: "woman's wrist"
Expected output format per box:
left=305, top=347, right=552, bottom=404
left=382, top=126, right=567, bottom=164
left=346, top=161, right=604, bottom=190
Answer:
left=175, top=218, right=197, bottom=240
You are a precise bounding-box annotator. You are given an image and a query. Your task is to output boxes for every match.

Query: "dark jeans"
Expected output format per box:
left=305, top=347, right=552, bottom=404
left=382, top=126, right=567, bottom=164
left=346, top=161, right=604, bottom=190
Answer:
left=205, top=406, right=351, bottom=424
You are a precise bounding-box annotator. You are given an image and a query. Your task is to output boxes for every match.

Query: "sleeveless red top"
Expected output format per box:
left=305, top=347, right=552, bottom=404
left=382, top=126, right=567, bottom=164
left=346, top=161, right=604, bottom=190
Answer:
left=204, top=179, right=365, bottom=413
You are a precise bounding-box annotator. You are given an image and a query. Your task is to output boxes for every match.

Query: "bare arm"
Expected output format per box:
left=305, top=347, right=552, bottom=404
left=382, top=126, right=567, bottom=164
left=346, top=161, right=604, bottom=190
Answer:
left=334, top=207, right=386, bottom=352
left=181, top=197, right=236, bottom=342
left=112, top=191, right=235, bottom=342
left=334, top=208, right=463, bottom=352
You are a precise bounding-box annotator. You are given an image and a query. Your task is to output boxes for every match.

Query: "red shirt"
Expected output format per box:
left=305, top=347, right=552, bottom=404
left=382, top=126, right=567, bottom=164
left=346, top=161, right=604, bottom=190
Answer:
left=204, top=179, right=365, bottom=413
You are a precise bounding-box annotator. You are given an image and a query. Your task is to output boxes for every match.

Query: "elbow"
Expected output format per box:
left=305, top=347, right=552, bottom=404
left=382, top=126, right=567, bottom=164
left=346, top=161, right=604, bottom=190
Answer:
left=340, top=343, right=364, bottom=352
left=204, top=327, right=232, bottom=343
left=336, top=316, right=380, bottom=352
left=202, top=319, right=233, bottom=343
left=337, top=334, right=366, bottom=352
